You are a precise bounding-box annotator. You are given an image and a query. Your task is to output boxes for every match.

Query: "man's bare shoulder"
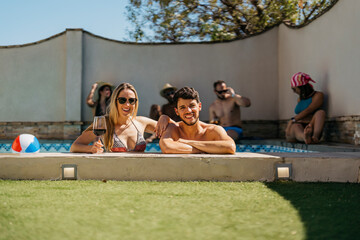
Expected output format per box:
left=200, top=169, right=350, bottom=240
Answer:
left=210, top=99, right=223, bottom=108
left=209, top=100, right=217, bottom=109
left=198, top=122, right=229, bottom=140
left=161, top=122, right=180, bottom=140
left=200, top=122, right=224, bottom=133
left=167, top=122, right=180, bottom=130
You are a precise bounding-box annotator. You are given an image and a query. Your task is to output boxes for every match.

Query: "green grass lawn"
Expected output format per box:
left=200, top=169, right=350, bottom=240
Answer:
left=0, top=180, right=359, bottom=240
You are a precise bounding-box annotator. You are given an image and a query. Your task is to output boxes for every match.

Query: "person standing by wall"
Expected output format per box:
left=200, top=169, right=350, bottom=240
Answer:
left=86, top=82, right=114, bottom=116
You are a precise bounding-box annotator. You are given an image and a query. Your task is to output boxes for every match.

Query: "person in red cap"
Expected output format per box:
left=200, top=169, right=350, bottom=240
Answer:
left=285, top=72, right=326, bottom=144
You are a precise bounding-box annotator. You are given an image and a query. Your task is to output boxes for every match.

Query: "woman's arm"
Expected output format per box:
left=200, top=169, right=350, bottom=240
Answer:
left=137, top=115, right=173, bottom=137
left=86, top=83, right=98, bottom=107
left=70, top=127, right=104, bottom=154
left=294, top=92, right=324, bottom=121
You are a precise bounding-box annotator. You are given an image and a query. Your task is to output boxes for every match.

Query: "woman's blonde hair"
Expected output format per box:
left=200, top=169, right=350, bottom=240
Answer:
left=104, top=83, right=139, bottom=151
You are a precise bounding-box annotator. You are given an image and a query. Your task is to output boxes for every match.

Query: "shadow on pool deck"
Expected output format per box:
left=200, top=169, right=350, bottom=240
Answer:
left=265, top=182, right=360, bottom=240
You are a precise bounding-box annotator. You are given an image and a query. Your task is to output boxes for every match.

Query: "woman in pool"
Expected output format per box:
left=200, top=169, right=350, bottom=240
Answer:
left=71, top=83, right=171, bottom=153
left=285, top=72, right=326, bottom=144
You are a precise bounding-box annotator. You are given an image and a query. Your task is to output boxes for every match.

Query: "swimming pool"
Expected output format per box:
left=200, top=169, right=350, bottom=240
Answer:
left=0, top=141, right=311, bottom=153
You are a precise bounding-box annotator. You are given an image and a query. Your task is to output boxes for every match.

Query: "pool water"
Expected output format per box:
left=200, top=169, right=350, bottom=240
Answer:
left=0, top=142, right=311, bottom=153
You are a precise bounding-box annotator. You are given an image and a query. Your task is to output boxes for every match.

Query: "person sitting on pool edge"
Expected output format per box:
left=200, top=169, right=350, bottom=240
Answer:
left=285, top=72, right=326, bottom=144
left=209, top=80, right=251, bottom=141
left=70, top=83, right=171, bottom=153
left=159, top=86, right=235, bottom=154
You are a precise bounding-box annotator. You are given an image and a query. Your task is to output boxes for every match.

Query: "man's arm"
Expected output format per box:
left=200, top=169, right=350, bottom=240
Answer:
left=178, top=126, right=235, bottom=154
left=208, top=104, right=218, bottom=124
left=159, top=124, right=202, bottom=154
left=234, top=94, right=251, bottom=107
left=227, top=87, right=251, bottom=107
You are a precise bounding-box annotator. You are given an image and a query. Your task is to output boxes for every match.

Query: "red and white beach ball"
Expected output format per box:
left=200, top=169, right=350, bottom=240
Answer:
left=11, top=134, right=40, bottom=153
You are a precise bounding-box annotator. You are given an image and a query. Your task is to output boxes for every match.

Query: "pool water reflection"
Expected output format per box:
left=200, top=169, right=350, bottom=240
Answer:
left=0, top=142, right=312, bottom=153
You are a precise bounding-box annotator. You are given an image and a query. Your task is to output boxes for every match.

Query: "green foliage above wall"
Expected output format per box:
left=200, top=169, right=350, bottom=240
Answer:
left=126, top=0, right=338, bottom=42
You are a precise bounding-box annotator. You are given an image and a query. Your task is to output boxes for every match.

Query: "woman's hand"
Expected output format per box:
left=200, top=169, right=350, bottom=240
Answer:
left=90, top=139, right=104, bottom=154
left=87, top=83, right=99, bottom=106
left=91, top=83, right=98, bottom=91
left=155, top=115, right=171, bottom=137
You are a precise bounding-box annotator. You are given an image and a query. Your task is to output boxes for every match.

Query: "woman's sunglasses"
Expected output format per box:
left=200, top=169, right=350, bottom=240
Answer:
left=117, top=97, right=137, bottom=105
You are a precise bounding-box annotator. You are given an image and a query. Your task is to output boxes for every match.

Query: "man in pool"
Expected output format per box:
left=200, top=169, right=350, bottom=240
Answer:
left=209, top=80, right=251, bottom=141
left=159, top=86, right=235, bottom=154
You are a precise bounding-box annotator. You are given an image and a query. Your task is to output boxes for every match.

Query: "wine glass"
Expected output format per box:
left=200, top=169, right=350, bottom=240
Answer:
left=93, top=116, right=107, bottom=141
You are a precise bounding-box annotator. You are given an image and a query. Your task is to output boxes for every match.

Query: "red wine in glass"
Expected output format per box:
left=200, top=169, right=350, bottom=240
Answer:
left=93, top=129, right=106, bottom=136
left=93, top=116, right=107, bottom=138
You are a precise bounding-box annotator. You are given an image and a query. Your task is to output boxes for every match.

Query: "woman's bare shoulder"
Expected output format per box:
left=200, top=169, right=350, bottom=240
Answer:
left=134, top=116, right=156, bottom=127
left=313, top=91, right=324, bottom=100
left=135, top=116, right=152, bottom=121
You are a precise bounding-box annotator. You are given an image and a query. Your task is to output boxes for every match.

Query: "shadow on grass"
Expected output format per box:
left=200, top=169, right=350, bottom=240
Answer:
left=265, top=182, right=360, bottom=240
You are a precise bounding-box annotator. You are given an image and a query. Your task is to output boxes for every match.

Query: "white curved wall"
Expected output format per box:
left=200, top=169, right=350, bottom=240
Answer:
left=0, top=0, right=358, bottom=125
left=278, top=0, right=360, bottom=119
left=82, top=29, right=278, bottom=122
left=0, top=35, right=67, bottom=121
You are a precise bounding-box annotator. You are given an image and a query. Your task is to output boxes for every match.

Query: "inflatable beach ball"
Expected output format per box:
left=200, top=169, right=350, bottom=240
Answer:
left=11, top=134, right=40, bottom=153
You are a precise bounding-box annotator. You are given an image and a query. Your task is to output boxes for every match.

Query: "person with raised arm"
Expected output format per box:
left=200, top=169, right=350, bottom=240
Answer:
left=209, top=80, right=251, bottom=141
left=86, top=82, right=114, bottom=116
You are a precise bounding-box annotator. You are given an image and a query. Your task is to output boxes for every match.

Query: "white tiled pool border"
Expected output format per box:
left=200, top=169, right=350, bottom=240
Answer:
left=1, top=152, right=359, bottom=182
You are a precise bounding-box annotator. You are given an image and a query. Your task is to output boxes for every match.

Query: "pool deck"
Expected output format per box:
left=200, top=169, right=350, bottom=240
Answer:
left=1, top=151, right=360, bottom=182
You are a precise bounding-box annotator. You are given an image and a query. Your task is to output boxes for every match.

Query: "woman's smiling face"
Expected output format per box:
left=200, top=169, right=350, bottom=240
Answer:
left=117, top=88, right=136, bottom=117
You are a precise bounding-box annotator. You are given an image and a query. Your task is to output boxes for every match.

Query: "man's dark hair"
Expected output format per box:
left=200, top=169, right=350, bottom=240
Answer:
left=213, top=80, right=225, bottom=89
left=173, top=87, right=200, bottom=106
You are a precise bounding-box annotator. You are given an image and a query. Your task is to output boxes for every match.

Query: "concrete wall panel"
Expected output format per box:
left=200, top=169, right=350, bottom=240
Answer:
left=0, top=35, right=67, bottom=121
left=82, top=29, right=278, bottom=122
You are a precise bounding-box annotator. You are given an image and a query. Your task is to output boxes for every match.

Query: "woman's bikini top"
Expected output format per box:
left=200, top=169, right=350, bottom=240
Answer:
left=295, top=97, right=312, bottom=114
left=111, top=121, right=146, bottom=152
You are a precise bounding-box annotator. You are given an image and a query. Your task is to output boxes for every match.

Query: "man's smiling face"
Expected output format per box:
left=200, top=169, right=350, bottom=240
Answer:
left=175, top=98, right=201, bottom=126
